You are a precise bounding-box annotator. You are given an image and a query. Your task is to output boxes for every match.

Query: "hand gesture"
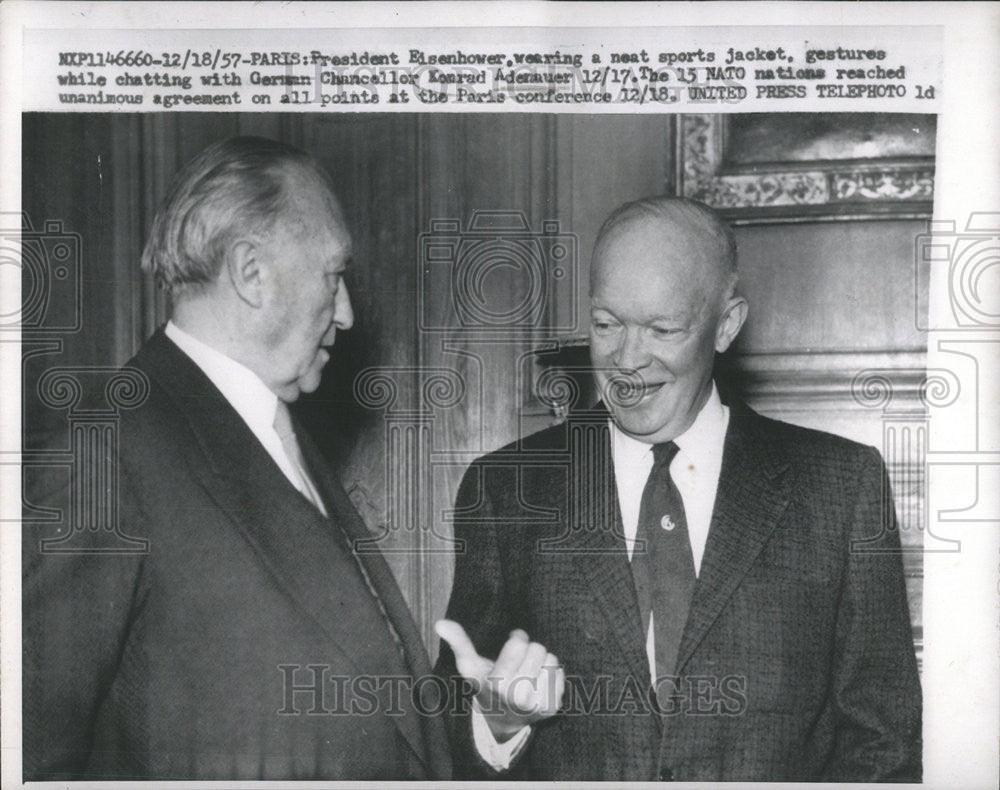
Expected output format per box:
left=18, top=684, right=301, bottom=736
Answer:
left=435, top=619, right=565, bottom=741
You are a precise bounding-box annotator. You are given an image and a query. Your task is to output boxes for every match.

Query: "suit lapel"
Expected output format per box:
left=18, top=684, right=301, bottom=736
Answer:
left=135, top=330, right=436, bottom=774
left=565, top=409, right=652, bottom=691
left=138, top=332, right=375, bottom=658
left=674, top=408, right=791, bottom=673
left=299, top=433, right=450, bottom=778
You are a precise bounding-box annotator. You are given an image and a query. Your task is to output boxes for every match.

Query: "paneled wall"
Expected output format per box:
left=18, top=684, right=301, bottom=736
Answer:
left=22, top=112, right=926, bottom=659
left=731, top=219, right=927, bottom=659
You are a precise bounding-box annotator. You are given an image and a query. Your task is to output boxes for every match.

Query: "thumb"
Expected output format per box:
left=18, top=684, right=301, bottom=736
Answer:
left=435, top=619, right=492, bottom=681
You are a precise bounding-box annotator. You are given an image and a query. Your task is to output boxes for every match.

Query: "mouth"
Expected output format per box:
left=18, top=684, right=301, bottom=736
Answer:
left=631, top=381, right=664, bottom=404
left=319, top=323, right=338, bottom=348
left=607, top=378, right=664, bottom=408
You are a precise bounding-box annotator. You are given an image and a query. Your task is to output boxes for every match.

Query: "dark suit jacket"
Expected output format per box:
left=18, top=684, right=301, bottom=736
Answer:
left=436, top=402, right=921, bottom=782
left=22, top=329, right=450, bottom=781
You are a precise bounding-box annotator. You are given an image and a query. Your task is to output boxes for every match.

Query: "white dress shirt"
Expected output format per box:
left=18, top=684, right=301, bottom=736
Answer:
left=164, top=321, right=325, bottom=514
left=611, top=385, right=730, bottom=679
left=478, top=386, right=730, bottom=769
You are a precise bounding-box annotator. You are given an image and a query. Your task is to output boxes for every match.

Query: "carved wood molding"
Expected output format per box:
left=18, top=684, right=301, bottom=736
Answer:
left=677, top=114, right=934, bottom=224
left=730, top=349, right=940, bottom=408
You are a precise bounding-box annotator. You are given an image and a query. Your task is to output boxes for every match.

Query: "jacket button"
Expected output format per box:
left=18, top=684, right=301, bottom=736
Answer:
left=659, top=766, right=674, bottom=781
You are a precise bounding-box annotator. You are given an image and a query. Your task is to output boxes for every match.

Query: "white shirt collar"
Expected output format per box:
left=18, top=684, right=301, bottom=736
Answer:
left=610, top=384, right=729, bottom=471
left=164, top=320, right=279, bottom=440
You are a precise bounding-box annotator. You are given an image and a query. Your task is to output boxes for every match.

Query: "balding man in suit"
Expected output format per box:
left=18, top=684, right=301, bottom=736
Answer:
left=435, top=197, right=921, bottom=781
left=23, top=137, right=450, bottom=781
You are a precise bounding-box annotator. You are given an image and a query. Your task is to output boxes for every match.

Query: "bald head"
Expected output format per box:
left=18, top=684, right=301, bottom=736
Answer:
left=591, top=197, right=738, bottom=306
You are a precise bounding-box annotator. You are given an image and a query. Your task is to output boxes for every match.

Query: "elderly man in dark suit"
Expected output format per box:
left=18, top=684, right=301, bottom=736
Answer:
left=22, top=137, right=450, bottom=781
left=435, top=197, right=921, bottom=781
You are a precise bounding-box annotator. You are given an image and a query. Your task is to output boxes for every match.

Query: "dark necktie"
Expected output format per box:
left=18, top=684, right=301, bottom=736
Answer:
left=631, top=442, right=697, bottom=693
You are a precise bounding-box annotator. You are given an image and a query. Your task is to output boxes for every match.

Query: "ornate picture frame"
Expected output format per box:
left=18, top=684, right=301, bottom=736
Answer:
left=677, top=113, right=936, bottom=224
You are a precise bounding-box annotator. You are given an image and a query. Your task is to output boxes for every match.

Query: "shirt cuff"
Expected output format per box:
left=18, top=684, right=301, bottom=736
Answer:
left=470, top=700, right=531, bottom=771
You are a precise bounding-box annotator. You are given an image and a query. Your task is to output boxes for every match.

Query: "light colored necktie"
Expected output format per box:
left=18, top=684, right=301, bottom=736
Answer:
left=273, top=400, right=327, bottom=516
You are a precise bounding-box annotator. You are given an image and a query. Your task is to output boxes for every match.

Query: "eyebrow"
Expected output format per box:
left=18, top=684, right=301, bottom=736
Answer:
left=330, top=239, right=353, bottom=269
left=339, top=237, right=354, bottom=262
left=591, top=305, right=690, bottom=325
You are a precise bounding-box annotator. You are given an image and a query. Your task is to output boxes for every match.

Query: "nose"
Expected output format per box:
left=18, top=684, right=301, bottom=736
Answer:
left=613, top=326, right=651, bottom=370
left=334, top=282, right=354, bottom=330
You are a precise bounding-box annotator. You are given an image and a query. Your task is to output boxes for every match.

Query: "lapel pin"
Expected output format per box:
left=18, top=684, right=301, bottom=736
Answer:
left=661, top=515, right=676, bottom=531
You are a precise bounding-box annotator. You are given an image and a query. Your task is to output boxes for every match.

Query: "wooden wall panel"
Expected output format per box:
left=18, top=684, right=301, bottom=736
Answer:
left=733, top=220, right=927, bottom=355
left=415, top=114, right=560, bottom=655
left=297, top=114, right=427, bottom=633
left=22, top=114, right=146, bottom=445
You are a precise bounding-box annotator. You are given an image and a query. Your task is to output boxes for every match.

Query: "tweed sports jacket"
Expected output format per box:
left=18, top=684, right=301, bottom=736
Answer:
left=436, top=402, right=921, bottom=781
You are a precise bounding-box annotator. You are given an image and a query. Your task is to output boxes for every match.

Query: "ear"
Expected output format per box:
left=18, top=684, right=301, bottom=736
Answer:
left=224, top=239, right=264, bottom=308
left=715, top=294, right=748, bottom=353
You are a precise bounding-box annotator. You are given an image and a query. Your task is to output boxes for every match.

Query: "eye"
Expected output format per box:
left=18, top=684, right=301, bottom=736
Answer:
left=651, top=325, right=682, bottom=339
left=591, top=317, right=620, bottom=334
